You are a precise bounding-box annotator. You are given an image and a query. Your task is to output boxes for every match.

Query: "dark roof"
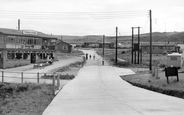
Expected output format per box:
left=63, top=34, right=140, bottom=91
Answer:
left=56, top=41, right=72, bottom=46
left=0, top=28, right=57, bottom=39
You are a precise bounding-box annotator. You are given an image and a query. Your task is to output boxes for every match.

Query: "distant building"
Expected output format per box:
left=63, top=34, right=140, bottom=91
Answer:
left=140, top=42, right=180, bottom=54
left=99, top=42, right=114, bottom=48
left=83, top=41, right=98, bottom=48
left=0, top=28, right=57, bottom=69
left=55, top=41, right=72, bottom=53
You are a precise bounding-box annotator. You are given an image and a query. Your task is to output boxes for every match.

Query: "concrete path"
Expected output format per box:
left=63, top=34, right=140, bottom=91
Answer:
left=0, top=57, right=83, bottom=84
left=42, top=50, right=184, bottom=115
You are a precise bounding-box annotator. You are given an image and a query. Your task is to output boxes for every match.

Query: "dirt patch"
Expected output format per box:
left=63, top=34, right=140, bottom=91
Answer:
left=121, top=72, right=184, bottom=99
left=0, top=83, right=54, bottom=115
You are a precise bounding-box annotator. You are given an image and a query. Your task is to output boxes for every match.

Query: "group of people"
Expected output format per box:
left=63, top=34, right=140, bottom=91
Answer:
left=85, top=53, right=95, bottom=60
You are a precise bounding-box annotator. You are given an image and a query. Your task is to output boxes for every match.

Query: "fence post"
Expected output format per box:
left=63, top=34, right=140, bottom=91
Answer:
left=155, top=66, right=159, bottom=79
left=57, top=74, right=60, bottom=90
left=37, top=72, right=39, bottom=83
left=21, top=72, right=23, bottom=83
left=53, top=73, right=56, bottom=95
left=2, top=71, right=4, bottom=83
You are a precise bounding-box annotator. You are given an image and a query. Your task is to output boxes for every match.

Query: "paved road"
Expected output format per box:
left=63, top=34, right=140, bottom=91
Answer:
left=42, top=50, right=184, bottom=115
left=0, top=57, right=82, bottom=84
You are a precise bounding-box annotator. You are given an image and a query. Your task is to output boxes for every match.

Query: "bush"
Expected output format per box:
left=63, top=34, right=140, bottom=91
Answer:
left=41, top=74, right=75, bottom=80
left=121, top=51, right=126, bottom=54
left=159, top=64, right=166, bottom=68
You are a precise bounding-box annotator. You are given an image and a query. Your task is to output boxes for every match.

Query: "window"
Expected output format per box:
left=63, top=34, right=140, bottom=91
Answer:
left=23, top=53, right=29, bottom=59
left=171, top=57, right=177, bottom=60
left=7, top=51, right=15, bottom=59
left=16, top=52, right=22, bottom=59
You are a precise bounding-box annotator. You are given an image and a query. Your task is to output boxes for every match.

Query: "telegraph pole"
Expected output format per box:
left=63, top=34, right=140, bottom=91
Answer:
left=131, top=27, right=140, bottom=64
left=131, top=27, right=134, bottom=63
left=102, top=35, right=105, bottom=57
left=115, top=27, right=118, bottom=64
left=138, top=27, right=140, bottom=64
left=149, top=10, right=152, bottom=71
left=102, top=35, right=105, bottom=65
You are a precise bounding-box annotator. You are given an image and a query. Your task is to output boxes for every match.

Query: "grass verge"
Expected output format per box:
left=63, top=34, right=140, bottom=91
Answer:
left=121, top=72, right=184, bottom=99
left=0, top=83, right=54, bottom=115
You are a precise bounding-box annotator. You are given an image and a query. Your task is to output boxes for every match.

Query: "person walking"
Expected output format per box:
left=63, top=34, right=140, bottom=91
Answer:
left=86, top=53, right=88, bottom=60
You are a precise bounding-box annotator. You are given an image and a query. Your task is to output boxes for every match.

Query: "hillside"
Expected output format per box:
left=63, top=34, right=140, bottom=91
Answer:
left=54, top=32, right=184, bottom=44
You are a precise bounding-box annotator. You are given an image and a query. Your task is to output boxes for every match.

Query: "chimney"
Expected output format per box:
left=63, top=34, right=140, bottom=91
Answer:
left=18, top=19, right=20, bottom=30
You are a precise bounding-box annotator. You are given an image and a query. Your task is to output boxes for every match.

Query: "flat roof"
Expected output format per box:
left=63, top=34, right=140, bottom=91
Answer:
left=0, top=28, right=57, bottom=39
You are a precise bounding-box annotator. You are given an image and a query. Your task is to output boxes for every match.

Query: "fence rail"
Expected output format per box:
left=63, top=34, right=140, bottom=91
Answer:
left=0, top=70, right=62, bottom=95
left=0, top=71, right=52, bottom=84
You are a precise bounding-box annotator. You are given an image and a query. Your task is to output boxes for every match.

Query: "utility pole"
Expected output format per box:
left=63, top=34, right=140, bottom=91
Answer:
left=102, top=35, right=105, bottom=65
left=149, top=10, right=152, bottom=71
left=138, top=27, right=140, bottom=64
left=102, top=35, right=105, bottom=57
left=131, top=27, right=141, bottom=64
left=131, top=27, right=134, bottom=63
left=115, top=27, right=118, bottom=64
left=18, top=19, right=20, bottom=30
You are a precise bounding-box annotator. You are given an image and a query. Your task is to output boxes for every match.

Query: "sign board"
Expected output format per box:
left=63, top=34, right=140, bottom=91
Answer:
left=165, top=67, right=179, bottom=83
left=22, top=30, right=37, bottom=35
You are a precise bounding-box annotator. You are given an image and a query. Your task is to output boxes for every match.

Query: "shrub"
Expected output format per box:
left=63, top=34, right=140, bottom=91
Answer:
left=41, top=74, right=75, bottom=80
left=159, top=64, right=166, bottom=68
left=121, top=51, right=126, bottom=54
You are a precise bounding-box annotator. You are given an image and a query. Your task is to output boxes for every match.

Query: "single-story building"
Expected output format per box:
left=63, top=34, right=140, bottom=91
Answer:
left=99, top=42, right=114, bottom=48
left=55, top=41, right=72, bottom=53
left=140, top=42, right=180, bottom=54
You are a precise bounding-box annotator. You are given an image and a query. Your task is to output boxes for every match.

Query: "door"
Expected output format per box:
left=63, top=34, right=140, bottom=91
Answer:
left=31, top=53, right=36, bottom=63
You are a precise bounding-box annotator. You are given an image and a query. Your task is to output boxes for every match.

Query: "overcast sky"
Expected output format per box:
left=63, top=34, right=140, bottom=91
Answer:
left=0, top=0, right=184, bottom=36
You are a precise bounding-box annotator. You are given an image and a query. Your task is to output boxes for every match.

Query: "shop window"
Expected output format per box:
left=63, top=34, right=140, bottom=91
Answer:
left=7, top=51, right=15, bottom=59
left=23, top=53, right=28, bottom=59
left=16, top=53, right=22, bottom=59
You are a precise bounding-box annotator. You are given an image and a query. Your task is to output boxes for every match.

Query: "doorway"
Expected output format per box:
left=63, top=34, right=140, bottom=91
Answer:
left=31, top=53, right=36, bottom=63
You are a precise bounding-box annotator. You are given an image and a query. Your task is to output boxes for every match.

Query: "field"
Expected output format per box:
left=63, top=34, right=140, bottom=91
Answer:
left=95, top=48, right=167, bottom=67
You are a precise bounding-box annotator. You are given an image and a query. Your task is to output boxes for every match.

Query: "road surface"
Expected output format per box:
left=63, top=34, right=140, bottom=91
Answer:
left=0, top=57, right=83, bottom=84
left=42, top=49, right=184, bottom=115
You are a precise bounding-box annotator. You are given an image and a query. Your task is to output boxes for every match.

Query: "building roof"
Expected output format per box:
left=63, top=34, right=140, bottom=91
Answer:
left=140, top=42, right=177, bottom=46
left=56, top=40, right=72, bottom=47
left=0, top=28, right=57, bottom=39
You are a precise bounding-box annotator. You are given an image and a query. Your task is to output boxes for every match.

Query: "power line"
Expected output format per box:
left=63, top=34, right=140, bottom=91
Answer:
left=0, top=10, right=149, bottom=20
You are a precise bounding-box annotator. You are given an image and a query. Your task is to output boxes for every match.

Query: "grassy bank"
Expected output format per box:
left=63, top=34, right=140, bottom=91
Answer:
left=0, top=83, right=54, bottom=115
left=121, top=71, right=184, bottom=99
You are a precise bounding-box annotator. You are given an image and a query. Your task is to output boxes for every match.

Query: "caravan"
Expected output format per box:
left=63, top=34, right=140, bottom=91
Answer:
left=166, top=53, right=183, bottom=68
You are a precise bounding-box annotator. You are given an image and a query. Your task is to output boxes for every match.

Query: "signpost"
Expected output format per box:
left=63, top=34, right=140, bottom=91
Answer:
left=165, top=67, right=179, bottom=84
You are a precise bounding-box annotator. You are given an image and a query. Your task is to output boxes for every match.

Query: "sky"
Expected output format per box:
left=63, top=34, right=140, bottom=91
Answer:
left=0, top=0, right=184, bottom=36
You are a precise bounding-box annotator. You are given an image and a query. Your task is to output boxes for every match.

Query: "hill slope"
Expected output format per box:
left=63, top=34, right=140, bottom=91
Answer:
left=55, top=32, right=184, bottom=44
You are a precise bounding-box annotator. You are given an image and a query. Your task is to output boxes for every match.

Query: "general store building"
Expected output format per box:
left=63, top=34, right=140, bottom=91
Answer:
left=0, top=28, right=57, bottom=69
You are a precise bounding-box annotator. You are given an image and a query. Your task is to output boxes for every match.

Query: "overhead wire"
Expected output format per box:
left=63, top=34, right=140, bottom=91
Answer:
left=0, top=10, right=149, bottom=20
